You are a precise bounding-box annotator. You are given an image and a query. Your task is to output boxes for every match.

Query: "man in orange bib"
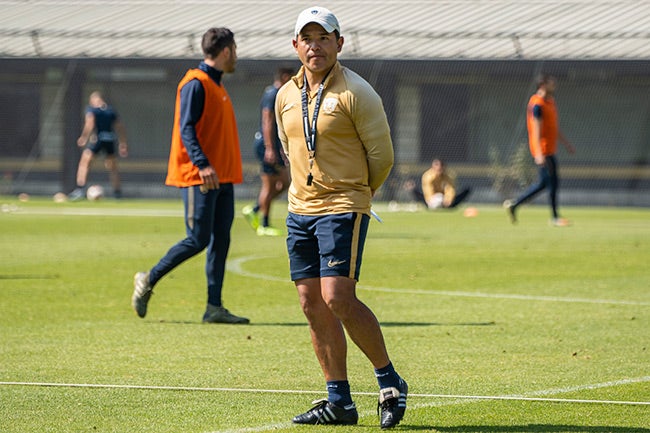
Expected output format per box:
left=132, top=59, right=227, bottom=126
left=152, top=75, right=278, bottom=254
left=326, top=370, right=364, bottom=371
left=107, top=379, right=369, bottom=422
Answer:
left=131, top=28, right=248, bottom=324
left=505, top=74, right=575, bottom=226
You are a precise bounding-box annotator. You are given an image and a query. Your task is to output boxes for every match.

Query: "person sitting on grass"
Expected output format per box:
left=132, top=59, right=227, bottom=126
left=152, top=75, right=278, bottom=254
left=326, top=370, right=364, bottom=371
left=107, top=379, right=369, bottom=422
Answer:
left=406, top=158, right=471, bottom=209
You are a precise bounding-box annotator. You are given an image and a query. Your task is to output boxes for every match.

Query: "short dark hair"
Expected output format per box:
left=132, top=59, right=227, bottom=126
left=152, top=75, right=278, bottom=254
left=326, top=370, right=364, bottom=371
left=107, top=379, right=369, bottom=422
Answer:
left=536, top=73, right=556, bottom=89
left=201, top=27, right=235, bottom=58
left=275, top=66, right=296, bottom=80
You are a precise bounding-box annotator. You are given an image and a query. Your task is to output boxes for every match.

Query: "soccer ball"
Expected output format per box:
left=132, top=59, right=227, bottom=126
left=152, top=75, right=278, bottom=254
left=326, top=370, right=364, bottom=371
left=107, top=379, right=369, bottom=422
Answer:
left=86, top=184, right=105, bottom=201
left=53, top=192, right=68, bottom=203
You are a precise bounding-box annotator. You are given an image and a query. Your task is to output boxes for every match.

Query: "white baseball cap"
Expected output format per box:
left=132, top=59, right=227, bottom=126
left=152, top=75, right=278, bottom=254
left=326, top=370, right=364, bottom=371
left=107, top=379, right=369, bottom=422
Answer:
left=294, top=6, right=340, bottom=37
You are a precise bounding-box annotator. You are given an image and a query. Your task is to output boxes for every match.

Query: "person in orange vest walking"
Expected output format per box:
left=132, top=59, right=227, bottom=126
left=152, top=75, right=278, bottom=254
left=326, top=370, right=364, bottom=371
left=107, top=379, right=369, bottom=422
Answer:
left=505, top=74, right=575, bottom=226
left=131, top=27, right=248, bottom=324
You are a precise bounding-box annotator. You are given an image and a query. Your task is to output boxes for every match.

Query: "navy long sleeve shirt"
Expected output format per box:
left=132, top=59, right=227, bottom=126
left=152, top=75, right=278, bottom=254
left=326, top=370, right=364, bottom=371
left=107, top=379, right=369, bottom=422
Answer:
left=178, top=61, right=224, bottom=169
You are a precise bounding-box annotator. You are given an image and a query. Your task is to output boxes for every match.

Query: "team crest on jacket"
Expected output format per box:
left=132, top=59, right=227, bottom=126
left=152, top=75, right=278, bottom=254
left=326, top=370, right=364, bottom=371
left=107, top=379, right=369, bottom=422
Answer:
left=322, top=97, right=339, bottom=114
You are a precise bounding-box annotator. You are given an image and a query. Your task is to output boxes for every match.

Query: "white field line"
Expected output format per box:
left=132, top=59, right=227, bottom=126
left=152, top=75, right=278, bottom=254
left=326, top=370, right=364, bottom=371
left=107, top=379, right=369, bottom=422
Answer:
left=203, top=376, right=650, bottom=433
left=228, top=255, right=650, bottom=306
left=1, top=377, right=648, bottom=433
left=359, top=285, right=650, bottom=306
left=3, top=376, right=649, bottom=404
left=1, top=206, right=183, bottom=217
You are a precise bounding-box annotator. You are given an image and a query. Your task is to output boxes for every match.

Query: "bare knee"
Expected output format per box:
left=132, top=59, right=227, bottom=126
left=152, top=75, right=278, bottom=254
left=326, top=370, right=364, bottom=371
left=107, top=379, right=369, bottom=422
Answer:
left=104, top=157, right=117, bottom=171
left=299, top=291, right=324, bottom=319
left=323, top=293, right=357, bottom=321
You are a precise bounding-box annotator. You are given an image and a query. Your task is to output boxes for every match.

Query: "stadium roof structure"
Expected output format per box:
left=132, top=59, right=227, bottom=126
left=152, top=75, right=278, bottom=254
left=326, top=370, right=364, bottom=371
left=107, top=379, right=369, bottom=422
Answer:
left=1, top=0, right=650, bottom=60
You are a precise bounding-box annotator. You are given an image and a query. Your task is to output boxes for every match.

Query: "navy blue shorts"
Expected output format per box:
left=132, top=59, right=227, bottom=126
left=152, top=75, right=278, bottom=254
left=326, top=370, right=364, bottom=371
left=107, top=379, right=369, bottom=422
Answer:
left=254, top=136, right=286, bottom=175
left=286, top=212, right=369, bottom=281
left=88, top=140, right=116, bottom=156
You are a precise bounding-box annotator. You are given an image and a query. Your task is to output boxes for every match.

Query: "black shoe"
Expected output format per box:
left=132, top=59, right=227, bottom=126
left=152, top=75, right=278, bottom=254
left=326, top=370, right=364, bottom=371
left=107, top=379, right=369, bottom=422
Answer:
left=202, top=304, right=249, bottom=324
left=378, top=378, right=408, bottom=429
left=292, top=399, right=358, bottom=425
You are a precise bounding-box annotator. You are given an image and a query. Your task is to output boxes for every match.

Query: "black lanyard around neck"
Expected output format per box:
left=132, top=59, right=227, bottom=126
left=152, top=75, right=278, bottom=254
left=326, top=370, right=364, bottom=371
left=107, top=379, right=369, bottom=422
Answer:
left=301, top=70, right=330, bottom=186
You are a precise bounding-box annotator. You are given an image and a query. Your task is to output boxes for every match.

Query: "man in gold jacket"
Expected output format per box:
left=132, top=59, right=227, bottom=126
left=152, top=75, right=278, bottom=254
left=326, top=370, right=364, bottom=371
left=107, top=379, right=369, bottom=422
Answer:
left=276, top=6, right=407, bottom=429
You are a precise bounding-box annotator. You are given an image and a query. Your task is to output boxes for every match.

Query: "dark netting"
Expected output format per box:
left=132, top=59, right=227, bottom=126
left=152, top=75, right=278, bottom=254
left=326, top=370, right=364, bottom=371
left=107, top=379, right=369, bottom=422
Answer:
left=0, top=58, right=648, bottom=205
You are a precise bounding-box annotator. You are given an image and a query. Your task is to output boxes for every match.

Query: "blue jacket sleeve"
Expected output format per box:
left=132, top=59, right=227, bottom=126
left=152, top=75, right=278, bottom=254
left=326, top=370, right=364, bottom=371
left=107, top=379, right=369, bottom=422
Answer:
left=179, top=79, right=210, bottom=169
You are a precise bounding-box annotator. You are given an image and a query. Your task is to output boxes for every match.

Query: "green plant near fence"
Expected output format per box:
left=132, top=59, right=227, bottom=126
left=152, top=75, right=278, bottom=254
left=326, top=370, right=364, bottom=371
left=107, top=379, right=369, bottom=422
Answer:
left=489, top=142, right=535, bottom=199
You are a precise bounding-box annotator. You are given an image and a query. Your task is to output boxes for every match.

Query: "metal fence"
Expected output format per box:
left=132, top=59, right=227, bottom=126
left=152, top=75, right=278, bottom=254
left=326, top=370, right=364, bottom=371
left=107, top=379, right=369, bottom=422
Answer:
left=0, top=57, right=648, bottom=206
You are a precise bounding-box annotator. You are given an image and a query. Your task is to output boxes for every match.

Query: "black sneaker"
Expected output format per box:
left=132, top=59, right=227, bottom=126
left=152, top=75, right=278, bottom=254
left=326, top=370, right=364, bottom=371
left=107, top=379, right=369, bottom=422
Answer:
left=292, top=399, right=358, bottom=425
left=378, top=378, right=408, bottom=429
left=202, top=304, right=249, bottom=324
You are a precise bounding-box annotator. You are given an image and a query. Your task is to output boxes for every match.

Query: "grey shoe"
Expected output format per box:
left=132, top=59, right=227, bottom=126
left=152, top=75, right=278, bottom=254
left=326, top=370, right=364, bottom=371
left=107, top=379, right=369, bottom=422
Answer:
left=503, top=199, right=517, bottom=224
left=68, top=187, right=85, bottom=201
left=203, top=304, right=249, bottom=324
left=132, top=272, right=153, bottom=318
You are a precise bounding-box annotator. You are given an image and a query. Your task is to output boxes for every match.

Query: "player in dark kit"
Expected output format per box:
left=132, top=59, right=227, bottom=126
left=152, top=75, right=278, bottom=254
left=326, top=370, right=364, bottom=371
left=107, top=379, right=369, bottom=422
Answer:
left=242, top=66, right=294, bottom=236
left=69, top=91, right=128, bottom=200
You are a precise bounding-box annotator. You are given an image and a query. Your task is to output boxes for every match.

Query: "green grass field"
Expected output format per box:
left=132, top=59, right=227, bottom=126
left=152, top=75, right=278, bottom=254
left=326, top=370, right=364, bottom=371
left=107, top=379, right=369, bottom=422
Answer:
left=0, top=196, right=648, bottom=433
